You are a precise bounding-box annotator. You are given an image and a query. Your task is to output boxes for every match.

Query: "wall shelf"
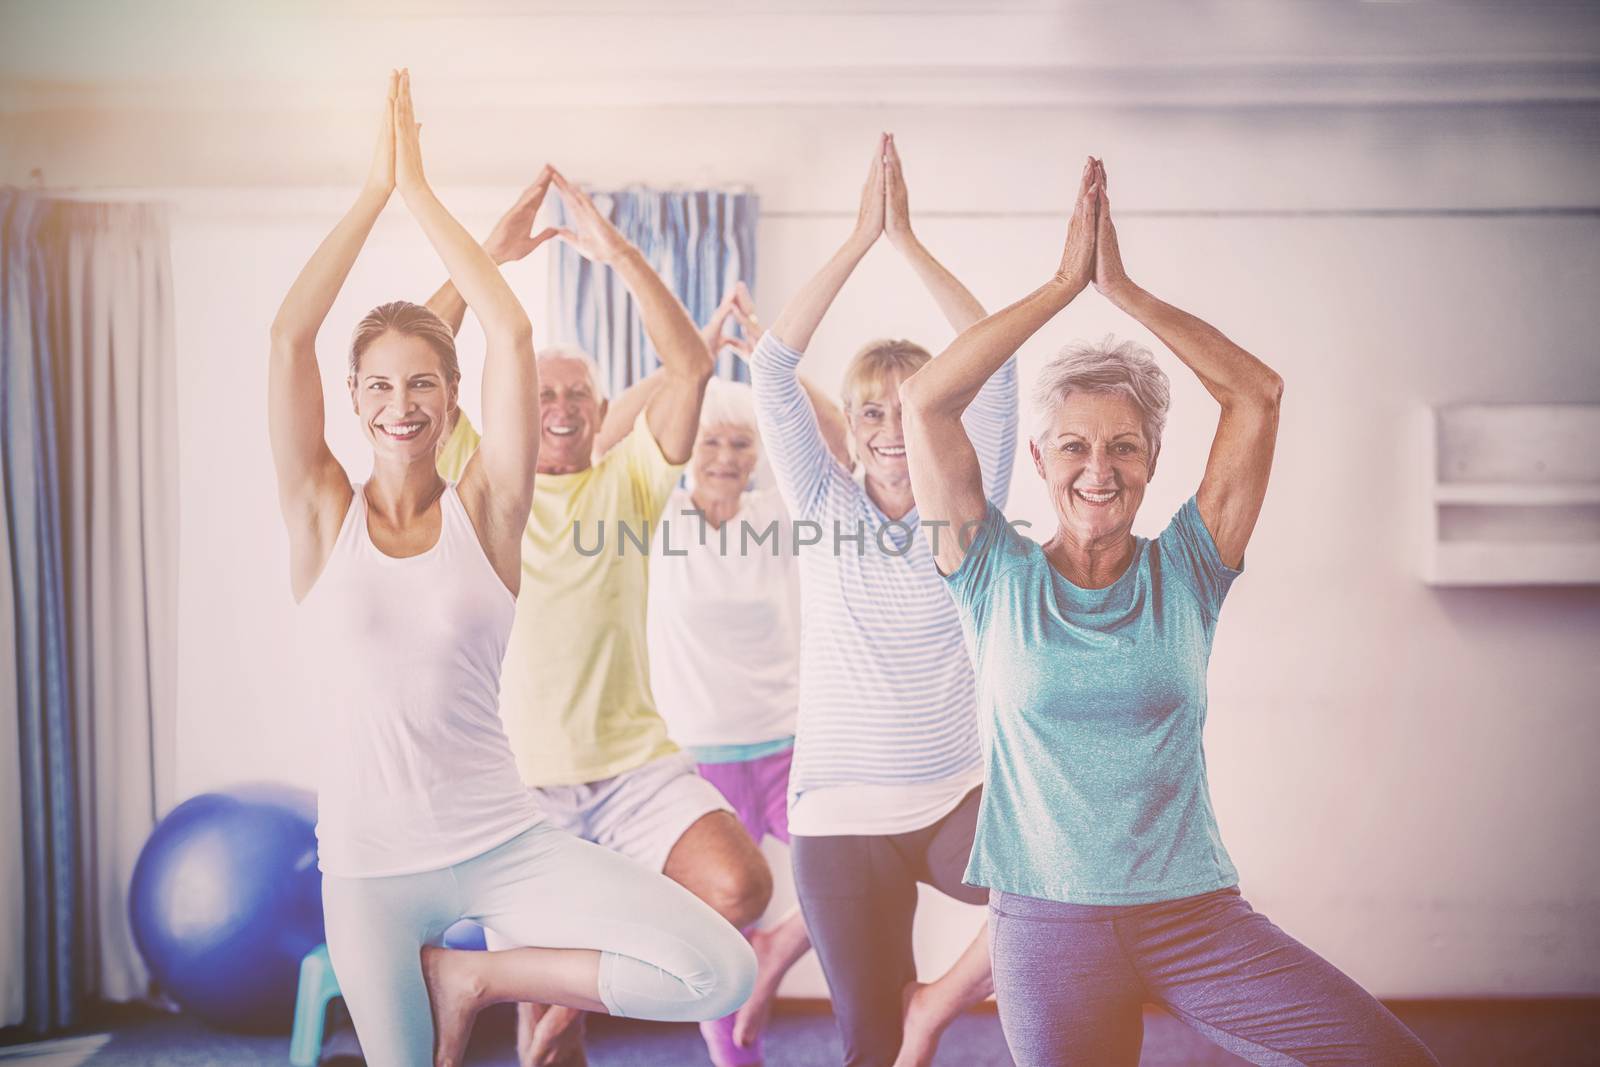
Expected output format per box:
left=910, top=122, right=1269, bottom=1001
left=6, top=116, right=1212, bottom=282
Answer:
left=1420, top=404, right=1600, bottom=587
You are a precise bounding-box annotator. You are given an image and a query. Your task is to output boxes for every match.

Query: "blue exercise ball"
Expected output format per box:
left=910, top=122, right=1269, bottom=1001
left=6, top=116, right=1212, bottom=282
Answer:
left=128, top=783, right=324, bottom=1033
left=442, top=918, right=487, bottom=951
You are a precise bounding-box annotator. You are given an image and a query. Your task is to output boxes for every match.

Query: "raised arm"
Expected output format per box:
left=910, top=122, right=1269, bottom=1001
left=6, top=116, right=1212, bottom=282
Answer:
left=728, top=285, right=851, bottom=467
left=1091, top=160, right=1282, bottom=568
left=424, top=173, right=560, bottom=338
left=393, top=72, right=539, bottom=583
left=547, top=169, right=713, bottom=463
left=268, top=72, right=396, bottom=598
left=902, top=157, right=1100, bottom=576
left=883, top=133, right=986, bottom=333
left=592, top=288, right=737, bottom=454
left=752, top=141, right=887, bottom=513
left=598, top=284, right=856, bottom=470
left=767, top=135, right=886, bottom=351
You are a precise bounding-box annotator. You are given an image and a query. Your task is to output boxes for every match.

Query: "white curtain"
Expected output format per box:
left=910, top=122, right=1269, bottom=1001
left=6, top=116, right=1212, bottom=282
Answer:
left=61, top=200, right=179, bottom=1004
left=2, top=193, right=177, bottom=1029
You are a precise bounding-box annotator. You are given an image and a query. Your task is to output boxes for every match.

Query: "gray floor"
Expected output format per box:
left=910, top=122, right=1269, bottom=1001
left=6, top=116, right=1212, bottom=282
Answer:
left=3, top=1000, right=1598, bottom=1066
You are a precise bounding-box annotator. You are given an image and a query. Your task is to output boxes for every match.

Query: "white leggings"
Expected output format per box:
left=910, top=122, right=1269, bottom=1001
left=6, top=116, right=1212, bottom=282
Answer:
left=322, top=822, right=757, bottom=1067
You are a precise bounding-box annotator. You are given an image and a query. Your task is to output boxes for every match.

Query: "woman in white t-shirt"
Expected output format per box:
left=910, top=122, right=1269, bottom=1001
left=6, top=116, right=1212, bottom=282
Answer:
left=270, top=72, right=752, bottom=1067
left=646, top=354, right=847, bottom=1067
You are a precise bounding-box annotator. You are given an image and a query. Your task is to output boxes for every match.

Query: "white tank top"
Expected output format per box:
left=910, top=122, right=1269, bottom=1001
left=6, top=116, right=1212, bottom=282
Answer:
left=300, top=482, right=541, bottom=877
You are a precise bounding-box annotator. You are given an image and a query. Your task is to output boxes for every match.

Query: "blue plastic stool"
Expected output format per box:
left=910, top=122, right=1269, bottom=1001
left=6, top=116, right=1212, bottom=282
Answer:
left=289, top=943, right=341, bottom=1067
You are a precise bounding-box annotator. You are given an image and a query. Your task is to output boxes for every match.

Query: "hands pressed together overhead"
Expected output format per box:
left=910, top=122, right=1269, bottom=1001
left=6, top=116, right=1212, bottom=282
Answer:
left=1058, top=156, right=1131, bottom=300
left=843, top=136, right=1129, bottom=302
left=365, top=77, right=1129, bottom=355
left=363, top=68, right=431, bottom=198
left=363, top=70, right=634, bottom=271
left=850, top=132, right=914, bottom=249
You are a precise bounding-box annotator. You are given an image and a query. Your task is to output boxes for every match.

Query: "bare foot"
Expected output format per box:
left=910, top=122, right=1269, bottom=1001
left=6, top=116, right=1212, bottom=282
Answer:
left=891, top=980, right=944, bottom=1067
left=516, top=1001, right=588, bottom=1067
left=421, top=945, right=485, bottom=1067
left=731, top=928, right=782, bottom=1048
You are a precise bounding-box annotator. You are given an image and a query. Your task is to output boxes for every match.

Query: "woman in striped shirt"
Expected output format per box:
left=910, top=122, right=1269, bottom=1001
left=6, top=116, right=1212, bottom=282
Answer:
left=749, top=134, right=1018, bottom=1067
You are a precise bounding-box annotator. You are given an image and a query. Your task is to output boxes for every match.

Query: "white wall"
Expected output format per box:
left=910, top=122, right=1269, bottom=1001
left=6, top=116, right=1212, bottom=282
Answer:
left=7, top=3, right=1599, bottom=1001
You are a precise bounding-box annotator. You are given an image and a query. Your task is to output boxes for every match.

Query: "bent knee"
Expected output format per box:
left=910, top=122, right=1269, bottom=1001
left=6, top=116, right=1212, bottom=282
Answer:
left=703, top=862, right=773, bottom=929
left=693, top=930, right=758, bottom=1022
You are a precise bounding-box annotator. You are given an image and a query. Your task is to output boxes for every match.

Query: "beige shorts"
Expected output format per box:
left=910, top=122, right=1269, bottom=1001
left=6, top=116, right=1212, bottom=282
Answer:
left=529, top=751, right=734, bottom=874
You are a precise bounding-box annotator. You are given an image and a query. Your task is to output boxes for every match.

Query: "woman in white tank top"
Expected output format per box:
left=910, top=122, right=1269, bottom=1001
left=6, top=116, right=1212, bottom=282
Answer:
left=268, top=71, right=752, bottom=1067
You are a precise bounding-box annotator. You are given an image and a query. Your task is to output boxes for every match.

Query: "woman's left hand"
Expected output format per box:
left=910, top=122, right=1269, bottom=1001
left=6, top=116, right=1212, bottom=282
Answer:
left=393, top=69, right=428, bottom=195
left=884, top=133, right=914, bottom=249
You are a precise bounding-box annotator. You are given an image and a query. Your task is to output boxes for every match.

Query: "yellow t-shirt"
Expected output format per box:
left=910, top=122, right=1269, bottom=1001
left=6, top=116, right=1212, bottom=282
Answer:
left=437, top=411, right=683, bottom=786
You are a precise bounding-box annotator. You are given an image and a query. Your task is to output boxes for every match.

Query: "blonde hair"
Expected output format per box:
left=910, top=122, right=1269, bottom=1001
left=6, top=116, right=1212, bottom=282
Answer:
left=840, top=338, right=932, bottom=412
left=349, top=301, right=460, bottom=383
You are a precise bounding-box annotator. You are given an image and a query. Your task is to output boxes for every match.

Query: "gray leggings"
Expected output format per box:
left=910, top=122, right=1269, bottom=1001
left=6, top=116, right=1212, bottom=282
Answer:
left=989, top=887, right=1438, bottom=1066
left=791, top=788, right=987, bottom=1067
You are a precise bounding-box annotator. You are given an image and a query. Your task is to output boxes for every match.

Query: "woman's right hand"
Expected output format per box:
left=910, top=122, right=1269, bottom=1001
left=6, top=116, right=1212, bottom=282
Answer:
left=364, top=71, right=398, bottom=197
left=1054, top=155, right=1100, bottom=293
left=851, top=134, right=888, bottom=248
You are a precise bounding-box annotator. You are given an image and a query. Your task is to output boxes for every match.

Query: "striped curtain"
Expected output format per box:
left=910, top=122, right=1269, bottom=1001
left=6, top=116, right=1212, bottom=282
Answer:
left=549, top=188, right=758, bottom=396
left=0, top=190, right=177, bottom=1033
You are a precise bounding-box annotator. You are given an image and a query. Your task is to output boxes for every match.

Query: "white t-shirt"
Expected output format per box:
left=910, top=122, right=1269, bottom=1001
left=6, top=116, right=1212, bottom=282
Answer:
left=647, top=486, right=800, bottom=750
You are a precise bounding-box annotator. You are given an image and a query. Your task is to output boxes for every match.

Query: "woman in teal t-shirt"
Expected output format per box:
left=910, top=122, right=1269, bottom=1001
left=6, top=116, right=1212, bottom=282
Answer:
left=898, top=158, right=1437, bottom=1065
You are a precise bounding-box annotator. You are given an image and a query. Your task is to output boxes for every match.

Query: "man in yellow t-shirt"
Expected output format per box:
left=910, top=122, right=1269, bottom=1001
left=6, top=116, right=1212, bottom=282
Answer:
left=427, top=171, right=772, bottom=1066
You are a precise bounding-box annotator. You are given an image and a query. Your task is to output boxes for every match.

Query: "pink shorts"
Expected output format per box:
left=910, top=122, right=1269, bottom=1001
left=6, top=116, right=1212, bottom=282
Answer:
left=695, top=744, right=793, bottom=848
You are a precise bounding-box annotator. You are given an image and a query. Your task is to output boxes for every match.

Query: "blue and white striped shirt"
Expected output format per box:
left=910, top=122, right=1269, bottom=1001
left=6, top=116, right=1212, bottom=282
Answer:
left=750, top=331, right=1018, bottom=834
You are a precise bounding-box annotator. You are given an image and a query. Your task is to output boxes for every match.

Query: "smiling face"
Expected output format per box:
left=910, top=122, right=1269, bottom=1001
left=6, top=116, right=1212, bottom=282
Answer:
left=349, top=330, right=458, bottom=463
left=537, top=355, right=606, bottom=474
left=1031, top=389, right=1155, bottom=546
left=848, top=374, right=914, bottom=485
left=691, top=420, right=760, bottom=499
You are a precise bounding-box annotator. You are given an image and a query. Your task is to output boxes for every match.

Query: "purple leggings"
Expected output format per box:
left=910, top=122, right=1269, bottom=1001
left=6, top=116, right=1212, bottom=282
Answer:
left=989, top=887, right=1438, bottom=1066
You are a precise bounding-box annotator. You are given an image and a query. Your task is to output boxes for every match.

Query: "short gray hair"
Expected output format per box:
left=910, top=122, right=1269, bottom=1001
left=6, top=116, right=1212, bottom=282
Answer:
left=538, top=343, right=609, bottom=400
left=1031, top=336, right=1170, bottom=458
left=698, top=378, right=758, bottom=436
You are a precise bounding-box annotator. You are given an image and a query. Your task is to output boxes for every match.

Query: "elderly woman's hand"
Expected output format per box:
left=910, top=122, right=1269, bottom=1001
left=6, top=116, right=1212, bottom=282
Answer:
left=1091, top=160, right=1133, bottom=299
left=1055, top=156, right=1099, bottom=293
left=851, top=135, right=889, bottom=249
left=701, top=286, right=749, bottom=360
left=883, top=133, right=915, bottom=250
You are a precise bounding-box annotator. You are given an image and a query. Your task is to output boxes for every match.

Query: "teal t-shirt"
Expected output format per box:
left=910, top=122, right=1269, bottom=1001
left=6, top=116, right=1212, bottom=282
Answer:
left=945, top=497, right=1241, bottom=905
